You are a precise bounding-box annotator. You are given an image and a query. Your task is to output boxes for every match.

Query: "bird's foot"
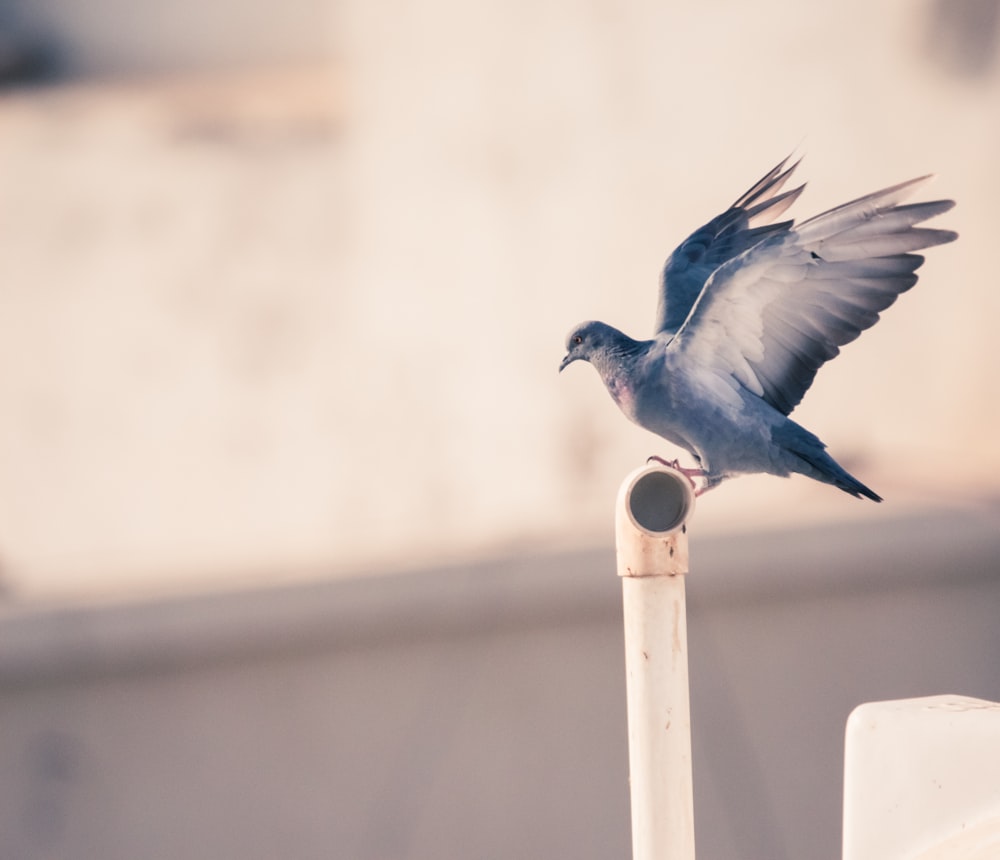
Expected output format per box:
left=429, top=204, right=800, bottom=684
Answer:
left=646, top=455, right=716, bottom=496
left=646, top=455, right=707, bottom=481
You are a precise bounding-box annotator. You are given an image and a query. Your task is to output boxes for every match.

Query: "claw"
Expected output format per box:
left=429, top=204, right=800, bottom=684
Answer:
left=645, top=454, right=714, bottom=499
left=646, top=455, right=707, bottom=480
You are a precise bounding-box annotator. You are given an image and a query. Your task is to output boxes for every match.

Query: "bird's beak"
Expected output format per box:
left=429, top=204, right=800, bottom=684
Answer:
left=558, top=352, right=576, bottom=373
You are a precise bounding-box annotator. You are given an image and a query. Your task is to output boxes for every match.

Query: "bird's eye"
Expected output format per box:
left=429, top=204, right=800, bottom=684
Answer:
left=573, top=335, right=583, bottom=345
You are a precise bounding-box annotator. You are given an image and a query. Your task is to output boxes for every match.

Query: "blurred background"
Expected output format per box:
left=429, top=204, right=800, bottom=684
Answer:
left=0, top=0, right=998, bottom=857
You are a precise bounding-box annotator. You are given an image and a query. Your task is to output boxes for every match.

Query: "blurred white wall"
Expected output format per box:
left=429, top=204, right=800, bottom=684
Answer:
left=0, top=0, right=997, bottom=597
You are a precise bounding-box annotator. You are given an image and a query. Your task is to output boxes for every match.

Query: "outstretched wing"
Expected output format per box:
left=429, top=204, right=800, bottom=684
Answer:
left=669, top=176, right=957, bottom=416
left=654, top=156, right=806, bottom=334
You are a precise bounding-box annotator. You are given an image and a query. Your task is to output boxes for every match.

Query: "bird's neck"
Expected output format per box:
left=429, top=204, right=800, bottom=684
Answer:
left=592, top=336, right=651, bottom=379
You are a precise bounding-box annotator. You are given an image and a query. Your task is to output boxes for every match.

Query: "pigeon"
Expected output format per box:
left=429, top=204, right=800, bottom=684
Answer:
left=559, top=157, right=957, bottom=501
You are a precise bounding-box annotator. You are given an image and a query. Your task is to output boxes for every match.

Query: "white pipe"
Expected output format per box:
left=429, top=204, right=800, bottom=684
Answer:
left=616, top=462, right=697, bottom=860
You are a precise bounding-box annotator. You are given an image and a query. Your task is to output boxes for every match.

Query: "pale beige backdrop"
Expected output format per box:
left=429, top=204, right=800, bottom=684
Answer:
left=0, top=0, right=995, bottom=598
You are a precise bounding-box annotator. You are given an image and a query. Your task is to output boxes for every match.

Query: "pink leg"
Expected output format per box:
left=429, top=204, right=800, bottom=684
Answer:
left=646, top=455, right=724, bottom=497
left=646, top=455, right=707, bottom=480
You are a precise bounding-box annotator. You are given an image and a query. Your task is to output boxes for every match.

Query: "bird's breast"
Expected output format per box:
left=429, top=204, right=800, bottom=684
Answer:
left=605, top=375, right=635, bottom=415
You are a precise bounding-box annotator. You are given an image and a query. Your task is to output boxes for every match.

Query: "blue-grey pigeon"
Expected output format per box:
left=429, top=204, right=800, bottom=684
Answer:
left=559, top=158, right=957, bottom=500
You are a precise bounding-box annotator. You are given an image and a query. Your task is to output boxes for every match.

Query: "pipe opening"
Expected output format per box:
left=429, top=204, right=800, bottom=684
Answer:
left=626, top=468, right=694, bottom=534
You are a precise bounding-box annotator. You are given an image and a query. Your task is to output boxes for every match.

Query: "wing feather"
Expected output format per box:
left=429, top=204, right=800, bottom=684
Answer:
left=817, top=228, right=956, bottom=262
left=669, top=174, right=957, bottom=415
left=655, top=156, right=804, bottom=334
left=804, top=255, right=926, bottom=279
left=794, top=176, right=935, bottom=240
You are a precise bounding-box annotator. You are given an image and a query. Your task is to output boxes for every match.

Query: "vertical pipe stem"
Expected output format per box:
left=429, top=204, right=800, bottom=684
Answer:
left=616, top=463, right=696, bottom=860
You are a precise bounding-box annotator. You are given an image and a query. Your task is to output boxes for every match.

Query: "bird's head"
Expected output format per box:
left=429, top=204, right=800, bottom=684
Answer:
left=559, top=321, right=633, bottom=373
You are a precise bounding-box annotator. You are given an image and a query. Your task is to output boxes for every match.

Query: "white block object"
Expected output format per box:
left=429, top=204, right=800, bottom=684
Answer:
left=843, top=695, right=1000, bottom=860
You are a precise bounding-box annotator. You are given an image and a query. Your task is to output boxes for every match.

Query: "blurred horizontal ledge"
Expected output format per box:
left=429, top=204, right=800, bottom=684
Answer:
left=0, top=502, right=997, bottom=685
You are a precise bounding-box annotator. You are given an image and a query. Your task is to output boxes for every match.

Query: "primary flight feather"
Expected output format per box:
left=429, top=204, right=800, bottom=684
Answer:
left=559, top=157, right=957, bottom=500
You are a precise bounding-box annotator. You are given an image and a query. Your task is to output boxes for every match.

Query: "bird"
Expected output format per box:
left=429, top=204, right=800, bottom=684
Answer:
left=559, top=157, right=957, bottom=501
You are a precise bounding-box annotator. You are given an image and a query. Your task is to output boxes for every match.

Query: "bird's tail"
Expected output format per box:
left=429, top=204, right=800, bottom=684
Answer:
left=774, top=421, right=882, bottom=501
left=790, top=444, right=882, bottom=502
